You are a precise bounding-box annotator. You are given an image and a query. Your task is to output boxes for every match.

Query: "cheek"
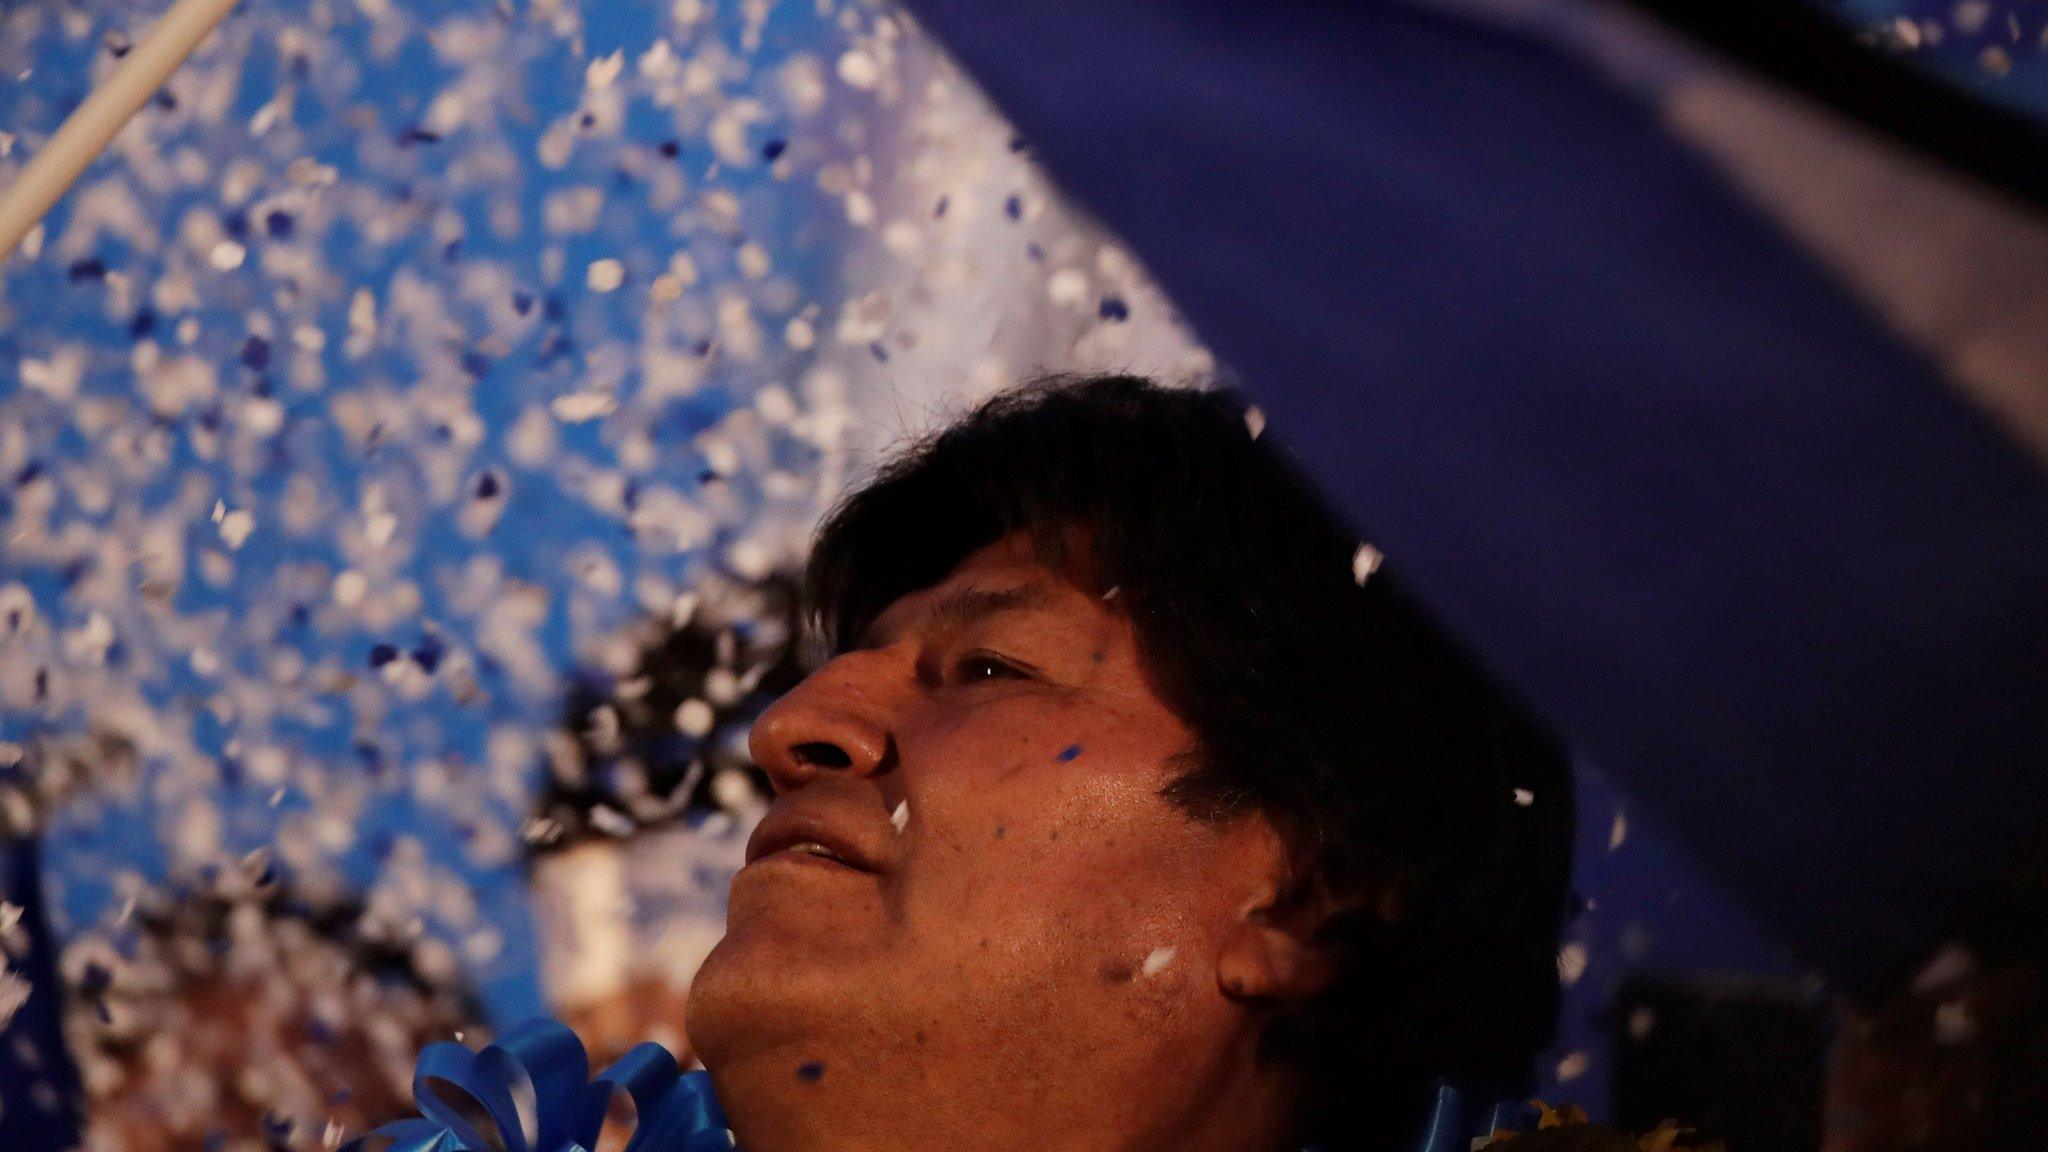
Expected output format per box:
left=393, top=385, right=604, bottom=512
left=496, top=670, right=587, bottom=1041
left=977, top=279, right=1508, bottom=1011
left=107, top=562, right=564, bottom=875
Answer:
left=899, top=723, right=1220, bottom=980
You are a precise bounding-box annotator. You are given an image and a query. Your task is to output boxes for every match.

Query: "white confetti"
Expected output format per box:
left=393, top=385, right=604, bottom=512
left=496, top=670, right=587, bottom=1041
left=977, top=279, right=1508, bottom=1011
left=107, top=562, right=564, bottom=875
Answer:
left=364, top=511, right=400, bottom=548
left=586, top=258, right=627, bottom=293
left=712, top=769, right=758, bottom=815
left=837, top=48, right=881, bottom=90
left=890, top=800, right=909, bottom=833
left=674, top=698, right=715, bottom=737
left=333, top=570, right=369, bottom=607
left=218, top=509, right=256, bottom=550
left=737, top=243, right=772, bottom=280
left=1046, top=268, right=1089, bottom=308
left=1351, top=543, right=1382, bottom=586
left=1911, top=944, right=1978, bottom=994
left=844, top=189, right=876, bottom=228
left=0, top=970, right=30, bottom=1031
left=1141, top=946, right=1177, bottom=978
left=210, top=239, right=247, bottom=270
left=1556, top=941, right=1589, bottom=986
left=20, top=350, right=84, bottom=400
left=551, top=391, right=618, bottom=422
left=586, top=49, right=626, bottom=90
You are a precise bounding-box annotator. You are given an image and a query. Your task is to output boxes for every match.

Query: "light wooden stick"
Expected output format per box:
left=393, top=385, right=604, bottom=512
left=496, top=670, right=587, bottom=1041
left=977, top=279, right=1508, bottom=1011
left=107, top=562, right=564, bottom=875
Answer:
left=0, top=0, right=242, bottom=262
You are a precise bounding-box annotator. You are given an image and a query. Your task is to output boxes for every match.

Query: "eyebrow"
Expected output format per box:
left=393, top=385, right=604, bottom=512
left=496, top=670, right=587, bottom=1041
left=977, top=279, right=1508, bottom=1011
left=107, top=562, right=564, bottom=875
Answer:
left=856, top=582, right=1059, bottom=651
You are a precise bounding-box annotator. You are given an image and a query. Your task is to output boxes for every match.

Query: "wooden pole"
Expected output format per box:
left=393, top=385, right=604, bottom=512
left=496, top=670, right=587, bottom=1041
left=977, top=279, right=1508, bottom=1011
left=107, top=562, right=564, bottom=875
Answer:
left=0, top=0, right=243, bottom=262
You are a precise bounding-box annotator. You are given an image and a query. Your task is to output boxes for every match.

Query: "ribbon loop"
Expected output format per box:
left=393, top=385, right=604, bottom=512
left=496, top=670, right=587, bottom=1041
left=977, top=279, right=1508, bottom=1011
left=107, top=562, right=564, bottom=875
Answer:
left=593, top=1046, right=732, bottom=1152
left=342, top=1020, right=722, bottom=1152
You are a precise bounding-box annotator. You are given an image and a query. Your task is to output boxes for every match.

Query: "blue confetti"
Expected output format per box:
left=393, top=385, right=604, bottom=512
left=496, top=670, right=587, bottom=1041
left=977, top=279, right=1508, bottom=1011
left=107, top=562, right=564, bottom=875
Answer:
left=412, top=635, right=446, bottom=674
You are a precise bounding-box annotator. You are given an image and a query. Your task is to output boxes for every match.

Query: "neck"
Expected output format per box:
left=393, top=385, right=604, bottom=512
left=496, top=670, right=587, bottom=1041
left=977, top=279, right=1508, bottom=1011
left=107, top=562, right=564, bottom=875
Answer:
left=705, top=1024, right=1305, bottom=1152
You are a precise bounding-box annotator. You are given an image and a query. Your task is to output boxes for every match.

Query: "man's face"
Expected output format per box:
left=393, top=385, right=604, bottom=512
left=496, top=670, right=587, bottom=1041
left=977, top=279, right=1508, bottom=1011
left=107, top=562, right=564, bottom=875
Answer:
left=685, top=531, right=1292, bottom=1147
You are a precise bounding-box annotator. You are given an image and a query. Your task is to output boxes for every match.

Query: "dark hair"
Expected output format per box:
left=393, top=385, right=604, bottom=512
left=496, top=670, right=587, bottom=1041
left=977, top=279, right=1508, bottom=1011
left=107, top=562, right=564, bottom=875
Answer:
left=804, top=375, right=1574, bottom=1146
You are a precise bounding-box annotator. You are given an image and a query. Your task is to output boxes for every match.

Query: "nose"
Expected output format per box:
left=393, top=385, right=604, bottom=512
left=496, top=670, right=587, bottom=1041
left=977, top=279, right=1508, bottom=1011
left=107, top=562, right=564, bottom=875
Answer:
left=747, top=651, right=895, bottom=794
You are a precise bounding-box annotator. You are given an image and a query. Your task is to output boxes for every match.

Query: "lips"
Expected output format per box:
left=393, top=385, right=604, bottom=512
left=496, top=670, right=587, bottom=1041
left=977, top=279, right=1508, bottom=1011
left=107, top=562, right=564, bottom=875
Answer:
left=744, top=806, right=886, bottom=873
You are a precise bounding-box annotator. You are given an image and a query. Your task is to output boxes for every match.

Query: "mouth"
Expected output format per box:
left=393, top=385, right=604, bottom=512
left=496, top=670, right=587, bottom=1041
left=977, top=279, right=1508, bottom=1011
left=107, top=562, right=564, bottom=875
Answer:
left=744, top=814, right=884, bottom=874
left=745, top=841, right=873, bottom=877
left=765, top=841, right=862, bottom=868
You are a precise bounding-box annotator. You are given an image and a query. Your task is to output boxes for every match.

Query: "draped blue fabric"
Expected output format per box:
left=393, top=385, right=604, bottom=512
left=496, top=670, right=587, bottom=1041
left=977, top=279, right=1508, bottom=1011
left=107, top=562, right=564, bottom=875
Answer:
left=899, top=0, right=2048, bottom=994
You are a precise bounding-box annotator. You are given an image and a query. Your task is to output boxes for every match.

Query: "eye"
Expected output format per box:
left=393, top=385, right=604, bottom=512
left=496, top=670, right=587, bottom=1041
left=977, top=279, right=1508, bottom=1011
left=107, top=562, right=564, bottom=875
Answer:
left=953, top=651, right=1028, bottom=684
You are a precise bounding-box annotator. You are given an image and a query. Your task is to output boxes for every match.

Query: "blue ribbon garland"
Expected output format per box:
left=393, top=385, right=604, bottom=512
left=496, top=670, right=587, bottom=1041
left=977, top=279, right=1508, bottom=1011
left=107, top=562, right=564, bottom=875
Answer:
left=346, top=1018, right=1522, bottom=1152
left=341, top=1019, right=733, bottom=1152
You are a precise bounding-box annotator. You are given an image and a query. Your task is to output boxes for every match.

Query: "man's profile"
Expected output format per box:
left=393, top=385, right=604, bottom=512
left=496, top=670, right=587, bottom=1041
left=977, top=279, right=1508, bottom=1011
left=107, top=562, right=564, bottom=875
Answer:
left=682, top=374, right=1575, bottom=1152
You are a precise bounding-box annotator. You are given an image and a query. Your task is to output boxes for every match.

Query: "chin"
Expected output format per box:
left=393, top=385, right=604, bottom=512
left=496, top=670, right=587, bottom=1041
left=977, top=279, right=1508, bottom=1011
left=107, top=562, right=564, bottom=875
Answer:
left=685, top=926, right=862, bottom=1069
left=680, top=952, right=741, bottom=1069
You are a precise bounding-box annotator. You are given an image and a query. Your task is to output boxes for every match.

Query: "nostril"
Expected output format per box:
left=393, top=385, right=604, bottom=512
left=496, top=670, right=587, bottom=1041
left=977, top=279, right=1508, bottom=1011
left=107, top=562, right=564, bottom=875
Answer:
left=791, top=741, right=853, bottom=770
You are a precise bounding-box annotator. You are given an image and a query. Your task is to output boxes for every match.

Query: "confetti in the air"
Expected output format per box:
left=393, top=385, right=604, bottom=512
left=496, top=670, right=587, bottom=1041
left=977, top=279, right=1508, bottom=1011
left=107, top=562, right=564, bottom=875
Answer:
left=0, top=0, right=1242, bottom=1138
left=1554, top=1051, right=1591, bottom=1083
left=0, top=969, right=29, bottom=1031
left=1351, top=543, right=1382, bottom=586
left=1557, top=942, right=1589, bottom=987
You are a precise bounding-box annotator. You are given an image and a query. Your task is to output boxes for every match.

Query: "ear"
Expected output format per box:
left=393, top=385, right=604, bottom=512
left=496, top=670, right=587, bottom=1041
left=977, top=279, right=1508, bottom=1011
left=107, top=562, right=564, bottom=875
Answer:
left=1215, top=880, right=1346, bottom=1004
left=1213, top=821, right=1381, bottom=1006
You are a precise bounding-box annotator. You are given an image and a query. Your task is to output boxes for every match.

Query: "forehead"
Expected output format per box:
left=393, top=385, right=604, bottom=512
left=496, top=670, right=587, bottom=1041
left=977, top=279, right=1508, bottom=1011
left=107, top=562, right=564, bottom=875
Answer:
left=859, top=532, right=1095, bottom=647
